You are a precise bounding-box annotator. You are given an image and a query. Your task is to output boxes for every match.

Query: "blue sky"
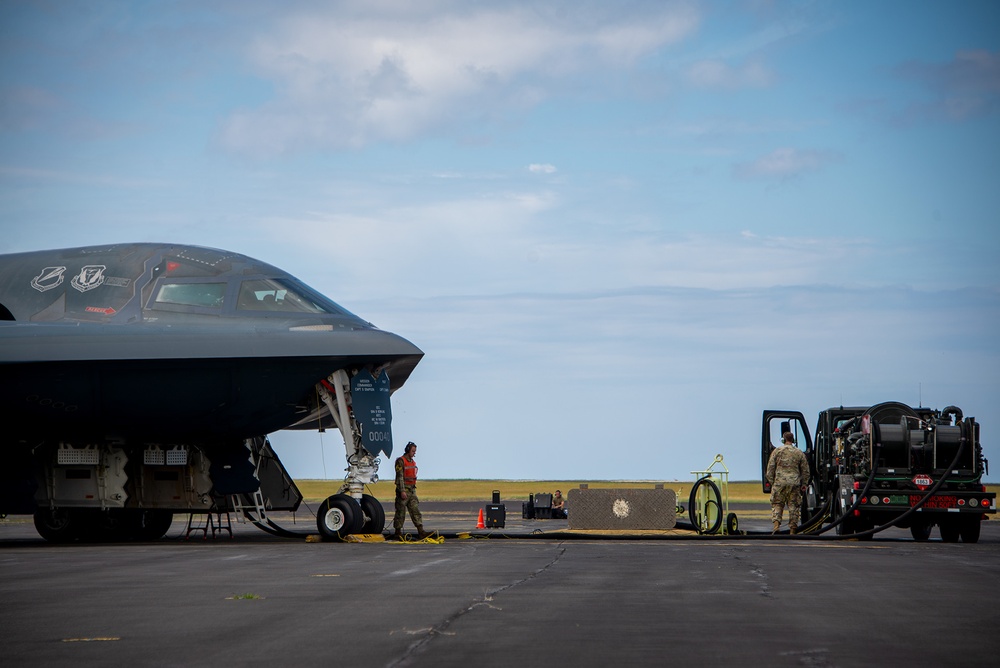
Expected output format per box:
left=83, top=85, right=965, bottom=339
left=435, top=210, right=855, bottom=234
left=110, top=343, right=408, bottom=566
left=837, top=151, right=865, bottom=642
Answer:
left=2, top=1, right=998, bottom=483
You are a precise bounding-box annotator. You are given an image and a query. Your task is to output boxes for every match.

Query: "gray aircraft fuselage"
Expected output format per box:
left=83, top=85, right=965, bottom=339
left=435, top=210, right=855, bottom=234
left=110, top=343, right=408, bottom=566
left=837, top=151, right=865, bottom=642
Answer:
left=0, top=243, right=423, bottom=444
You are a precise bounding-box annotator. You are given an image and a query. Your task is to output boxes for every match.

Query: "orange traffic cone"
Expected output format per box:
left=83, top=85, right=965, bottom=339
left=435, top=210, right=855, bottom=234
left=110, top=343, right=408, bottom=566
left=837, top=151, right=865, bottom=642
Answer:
left=476, top=508, right=485, bottom=529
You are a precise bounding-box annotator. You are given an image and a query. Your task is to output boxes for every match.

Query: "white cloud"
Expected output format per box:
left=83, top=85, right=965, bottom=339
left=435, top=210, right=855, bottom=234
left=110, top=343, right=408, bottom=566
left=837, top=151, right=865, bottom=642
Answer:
left=254, top=185, right=889, bottom=304
left=528, top=163, right=557, bottom=174
left=220, top=2, right=700, bottom=154
left=894, top=49, right=1000, bottom=123
left=685, top=59, right=775, bottom=89
left=733, top=147, right=842, bottom=180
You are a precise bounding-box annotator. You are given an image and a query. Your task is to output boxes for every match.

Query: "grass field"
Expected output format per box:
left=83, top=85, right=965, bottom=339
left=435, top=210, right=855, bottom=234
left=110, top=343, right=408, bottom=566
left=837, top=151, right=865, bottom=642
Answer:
left=297, top=479, right=1000, bottom=505
left=300, top=480, right=775, bottom=504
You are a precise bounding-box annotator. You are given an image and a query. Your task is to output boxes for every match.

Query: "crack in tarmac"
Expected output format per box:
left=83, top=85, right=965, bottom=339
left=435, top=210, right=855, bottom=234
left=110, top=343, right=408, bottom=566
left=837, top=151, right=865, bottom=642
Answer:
left=386, top=544, right=567, bottom=667
left=723, top=547, right=771, bottom=598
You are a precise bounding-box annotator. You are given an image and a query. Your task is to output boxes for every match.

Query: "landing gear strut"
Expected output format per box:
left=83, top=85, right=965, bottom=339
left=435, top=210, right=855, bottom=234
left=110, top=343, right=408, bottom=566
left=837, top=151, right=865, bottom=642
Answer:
left=315, top=370, right=389, bottom=540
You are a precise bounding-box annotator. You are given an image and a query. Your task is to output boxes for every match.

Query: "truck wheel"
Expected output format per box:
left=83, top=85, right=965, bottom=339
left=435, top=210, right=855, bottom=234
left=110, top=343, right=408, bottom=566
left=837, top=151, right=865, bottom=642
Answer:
left=835, top=513, right=853, bottom=536
left=909, top=522, right=932, bottom=542
left=939, top=520, right=960, bottom=543
left=959, top=517, right=981, bottom=544
left=854, top=518, right=874, bottom=540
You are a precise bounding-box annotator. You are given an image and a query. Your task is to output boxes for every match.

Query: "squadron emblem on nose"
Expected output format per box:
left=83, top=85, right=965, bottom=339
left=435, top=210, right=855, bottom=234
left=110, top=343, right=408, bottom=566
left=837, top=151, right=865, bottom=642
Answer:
left=71, top=265, right=107, bottom=292
left=30, top=266, right=67, bottom=292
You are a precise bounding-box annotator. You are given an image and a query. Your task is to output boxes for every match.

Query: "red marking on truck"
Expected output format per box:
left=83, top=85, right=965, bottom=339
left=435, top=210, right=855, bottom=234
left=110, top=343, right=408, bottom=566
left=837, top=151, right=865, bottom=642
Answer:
left=911, top=495, right=957, bottom=509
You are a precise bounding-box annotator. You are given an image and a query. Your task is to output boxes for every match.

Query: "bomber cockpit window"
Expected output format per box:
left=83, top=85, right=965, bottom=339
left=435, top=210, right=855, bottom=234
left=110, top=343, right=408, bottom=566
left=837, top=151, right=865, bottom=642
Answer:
left=154, top=282, right=226, bottom=308
left=237, top=278, right=346, bottom=315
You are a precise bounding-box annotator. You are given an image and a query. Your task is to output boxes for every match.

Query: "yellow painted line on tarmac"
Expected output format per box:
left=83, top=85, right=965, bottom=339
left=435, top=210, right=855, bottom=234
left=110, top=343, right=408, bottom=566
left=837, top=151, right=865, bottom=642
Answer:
left=62, top=637, right=121, bottom=643
left=312, top=573, right=341, bottom=577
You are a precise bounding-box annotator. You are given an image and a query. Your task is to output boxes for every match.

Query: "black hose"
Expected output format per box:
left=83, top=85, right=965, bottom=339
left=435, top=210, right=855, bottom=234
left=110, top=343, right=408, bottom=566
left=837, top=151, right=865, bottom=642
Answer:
left=942, top=406, right=963, bottom=424
left=688, top=477, right=723, bottom=535
left=825, top=438, right=965, bottom=540
left=750, top=438, right=882, bottom=538
left=812, top=441, right=884, bottom=536
left=794, top=495, right=832, bottom=534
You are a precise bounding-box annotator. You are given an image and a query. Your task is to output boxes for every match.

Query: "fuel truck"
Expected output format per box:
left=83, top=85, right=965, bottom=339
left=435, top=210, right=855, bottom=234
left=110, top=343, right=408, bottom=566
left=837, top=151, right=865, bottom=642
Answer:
left=761, top=402, right=995, bottom=542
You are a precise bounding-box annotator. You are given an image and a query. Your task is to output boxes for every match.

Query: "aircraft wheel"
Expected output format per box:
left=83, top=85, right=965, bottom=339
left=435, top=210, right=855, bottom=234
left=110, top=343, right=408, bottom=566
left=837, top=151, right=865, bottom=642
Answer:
left=132, top=510, right=174, bottom=541
left=909, top=521, right=932, bottom=542
left=360, top=494, right=386, bottom=534
left=33, top=508, right=79, bottom=543
left=83, top=509, right=125, bottom=542
left=317, top=494, right=362, bottom=541
left=939, top=520, right=960, bottom=543
left=959, top=516, right=981, bottom=544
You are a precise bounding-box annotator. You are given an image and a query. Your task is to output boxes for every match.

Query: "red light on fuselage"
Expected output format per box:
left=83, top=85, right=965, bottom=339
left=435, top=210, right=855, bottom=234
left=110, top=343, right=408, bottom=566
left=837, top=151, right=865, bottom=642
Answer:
left=167, top=261, right=181, bottom=272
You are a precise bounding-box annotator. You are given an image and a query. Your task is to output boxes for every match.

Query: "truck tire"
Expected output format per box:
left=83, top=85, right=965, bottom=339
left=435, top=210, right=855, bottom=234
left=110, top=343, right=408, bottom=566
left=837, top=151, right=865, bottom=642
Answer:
left=959, top=516, right=981, bottom=544
left=834, top=510, right=853, bottom=536
left=909, top=521, right=932, bottom=542
left=939, top=520, right=960, bottom=543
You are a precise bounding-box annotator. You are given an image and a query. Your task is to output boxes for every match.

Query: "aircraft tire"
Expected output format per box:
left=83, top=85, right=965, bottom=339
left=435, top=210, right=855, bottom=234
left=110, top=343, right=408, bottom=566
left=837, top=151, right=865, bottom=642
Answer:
left=359, top=494, right=386, bottom=534
left=132, top=510, right=174, bottom=541
left=33, top=507, right=80, bottom=543
left=317, top=494, right=363, bottom=541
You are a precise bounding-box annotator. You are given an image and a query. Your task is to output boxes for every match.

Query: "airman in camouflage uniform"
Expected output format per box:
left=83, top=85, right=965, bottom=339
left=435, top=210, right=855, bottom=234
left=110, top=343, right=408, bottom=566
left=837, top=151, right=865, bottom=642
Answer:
left=766, top=432, right=810, bottom=534
left=392, top=441, right=431, bottom=540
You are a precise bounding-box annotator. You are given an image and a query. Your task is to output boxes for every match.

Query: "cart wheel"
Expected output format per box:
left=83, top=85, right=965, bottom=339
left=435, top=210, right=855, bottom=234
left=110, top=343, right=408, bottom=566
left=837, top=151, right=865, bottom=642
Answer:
left=725, top=512, right=739, bottom=535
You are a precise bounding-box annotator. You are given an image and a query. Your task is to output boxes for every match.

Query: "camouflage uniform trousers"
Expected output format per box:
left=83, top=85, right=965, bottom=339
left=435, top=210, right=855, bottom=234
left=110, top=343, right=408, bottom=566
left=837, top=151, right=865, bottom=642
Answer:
left=393, top=484, right=422, bottom=531
left=770, top=482, right=803, bottom=528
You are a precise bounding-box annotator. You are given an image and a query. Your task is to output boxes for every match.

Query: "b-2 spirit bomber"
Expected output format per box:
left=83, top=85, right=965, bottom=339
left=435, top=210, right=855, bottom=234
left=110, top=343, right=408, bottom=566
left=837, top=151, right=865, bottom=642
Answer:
left=0, top=243, right=423, bottom=542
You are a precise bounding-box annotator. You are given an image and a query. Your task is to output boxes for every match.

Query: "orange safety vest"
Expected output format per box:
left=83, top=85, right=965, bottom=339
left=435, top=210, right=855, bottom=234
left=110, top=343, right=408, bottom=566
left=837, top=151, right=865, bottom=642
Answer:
left=401, top=456, right=418, bottom=486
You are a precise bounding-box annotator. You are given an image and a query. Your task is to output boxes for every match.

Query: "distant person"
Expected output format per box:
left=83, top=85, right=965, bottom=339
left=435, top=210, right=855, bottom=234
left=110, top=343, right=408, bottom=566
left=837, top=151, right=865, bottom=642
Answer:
left=392, top=441, right=431, bottom=540
left=552, top=490, right=567, bottom=518
left=766, top=431, right=810, bottom=534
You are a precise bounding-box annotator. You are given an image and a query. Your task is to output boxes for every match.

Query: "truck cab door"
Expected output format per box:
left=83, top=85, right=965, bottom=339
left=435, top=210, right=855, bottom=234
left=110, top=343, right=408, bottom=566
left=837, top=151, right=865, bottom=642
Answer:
left=761, top=410, right=812, bottom=493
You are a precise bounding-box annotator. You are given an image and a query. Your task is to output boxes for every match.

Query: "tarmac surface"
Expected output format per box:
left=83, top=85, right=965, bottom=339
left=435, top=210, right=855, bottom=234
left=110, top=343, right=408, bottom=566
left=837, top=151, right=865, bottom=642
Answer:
left=2, top=501, right=999, bottom=667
